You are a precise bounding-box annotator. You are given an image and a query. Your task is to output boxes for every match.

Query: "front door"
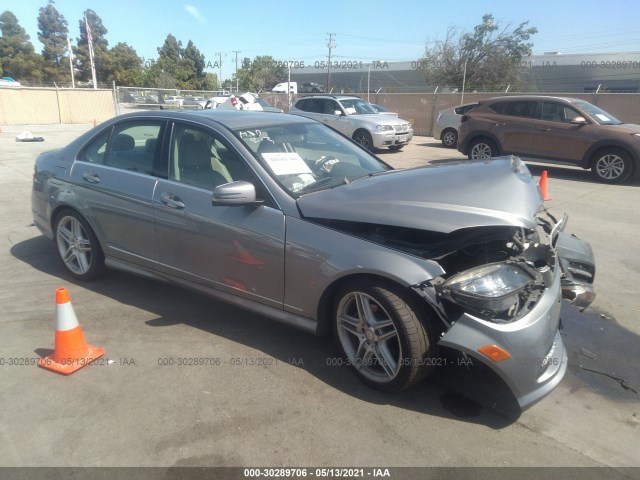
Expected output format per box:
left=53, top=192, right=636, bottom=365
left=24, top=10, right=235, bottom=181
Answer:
left=152, top=122, right=286, bottom=308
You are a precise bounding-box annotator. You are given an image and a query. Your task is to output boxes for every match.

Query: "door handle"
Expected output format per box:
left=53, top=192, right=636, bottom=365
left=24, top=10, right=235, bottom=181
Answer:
left=160, top=192, right=185, bottom=209
left=537, top=127, right=551, bottom=132
left=495, top=122, right=506, bottom=126
left=82, top=171, right=100, bottom=183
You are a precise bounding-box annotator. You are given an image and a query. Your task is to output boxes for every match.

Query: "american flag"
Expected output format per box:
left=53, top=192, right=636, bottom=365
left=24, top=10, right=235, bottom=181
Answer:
left=85, top=15, right=97, bottom=88
left=85, top=15, right=94, bottom=56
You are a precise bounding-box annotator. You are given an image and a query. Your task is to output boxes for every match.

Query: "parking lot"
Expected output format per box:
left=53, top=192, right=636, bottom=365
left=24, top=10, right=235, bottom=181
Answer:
left=1, top=124, right=639, bottom=472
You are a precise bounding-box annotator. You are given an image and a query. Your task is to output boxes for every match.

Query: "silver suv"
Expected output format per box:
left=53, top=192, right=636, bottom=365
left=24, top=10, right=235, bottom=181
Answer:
left=289, top=95, right=413, bottom=151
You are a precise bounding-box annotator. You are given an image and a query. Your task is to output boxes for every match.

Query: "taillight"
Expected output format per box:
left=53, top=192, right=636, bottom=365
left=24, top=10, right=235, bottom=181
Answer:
left=230, top=96, right=238, bottom=106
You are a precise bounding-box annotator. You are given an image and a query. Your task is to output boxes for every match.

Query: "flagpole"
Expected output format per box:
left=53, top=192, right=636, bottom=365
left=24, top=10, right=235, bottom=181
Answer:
left=85, top=15, right=98, bottom=89
left=67, top=36, right=75, bottom=88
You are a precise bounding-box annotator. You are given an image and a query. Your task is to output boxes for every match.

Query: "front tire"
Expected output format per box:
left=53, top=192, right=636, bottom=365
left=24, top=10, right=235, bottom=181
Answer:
left=54, top=210, right=105, bottom=281
left=591, top=148, right=632, bottom=184
left=353, top=130, right=374, bottom=152
left=468, top=138, right=497, bottom=160
left=333, top=279, right=436, bottom=391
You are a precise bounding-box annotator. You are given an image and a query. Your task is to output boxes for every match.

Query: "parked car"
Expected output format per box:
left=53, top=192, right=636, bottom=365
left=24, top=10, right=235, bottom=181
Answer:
left=371, top=104, right=398, bottom=117
left=164, top=96, right=184, bottom=107
left=289, top=95, right=413, bottom=151
left=457, top=95, right=640, bottom=183
left=299, top=82, right=325, bottom=93
left=272, top=82, right=297, bottom=94
left=32, top=110, right=595, bottom=409
left=433, top=103, right=478, bottom=148
left=210, top=92, right=282, bottom=112
left=182, top=96, right=207, bottom=109
left=0, top=77, right=21, bottom=88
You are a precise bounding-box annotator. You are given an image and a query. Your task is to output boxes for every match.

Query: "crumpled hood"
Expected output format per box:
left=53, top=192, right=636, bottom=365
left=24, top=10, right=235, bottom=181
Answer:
left=296, top=157, right=543, bottom=233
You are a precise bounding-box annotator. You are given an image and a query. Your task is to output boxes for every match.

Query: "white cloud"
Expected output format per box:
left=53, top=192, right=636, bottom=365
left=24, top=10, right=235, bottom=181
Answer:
left=184, top=5, right=207, bottom=25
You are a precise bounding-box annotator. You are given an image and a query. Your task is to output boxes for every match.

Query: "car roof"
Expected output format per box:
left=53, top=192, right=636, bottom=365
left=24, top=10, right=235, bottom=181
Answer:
left=109, top=110, right=315, bottom=130
left=298, top=94, right=360, bottom=100
left=486, top=95, right=584, bottom=103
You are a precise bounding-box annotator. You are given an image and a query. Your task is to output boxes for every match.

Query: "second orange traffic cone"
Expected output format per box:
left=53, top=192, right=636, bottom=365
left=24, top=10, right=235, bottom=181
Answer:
left=539, top=170, right=552, bottom=201
left=38, top=288, right=105, bottom=375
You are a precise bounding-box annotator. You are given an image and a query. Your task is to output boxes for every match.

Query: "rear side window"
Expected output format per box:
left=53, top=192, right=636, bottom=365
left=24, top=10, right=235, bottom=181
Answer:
left=488, top=102, right=507, bottom=114
left=78, top=129, right=110, bottom=164
left=297, top=98, right=323, bottom=113
left=105, top=122, right=164, bottom=175
left=455, top=103, right=478, bottom=115
left=503, top=101, right=537, bottom=118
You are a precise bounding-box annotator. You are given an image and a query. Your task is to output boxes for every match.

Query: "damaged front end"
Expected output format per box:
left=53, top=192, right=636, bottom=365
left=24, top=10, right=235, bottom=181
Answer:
left=411, top=209, right=595, bottom=409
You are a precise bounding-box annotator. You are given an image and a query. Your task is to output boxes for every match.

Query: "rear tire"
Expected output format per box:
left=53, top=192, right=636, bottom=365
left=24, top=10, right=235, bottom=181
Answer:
left=591, top=148, right=632, bottom=184
left=53, top=209, right=105, bottom=281
left=441, top=129, right=458, bottom=148
left=468, top=138, right=497, bottom=160
left=332, top=278, right=436, bottom=391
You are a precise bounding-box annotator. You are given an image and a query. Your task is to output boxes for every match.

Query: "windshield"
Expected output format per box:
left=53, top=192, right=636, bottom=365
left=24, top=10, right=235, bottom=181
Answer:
left=339, top=98, right=378, bottom=115
left=235, top=122, right=391, bottom=197
left=572, top=100, right=622, bottom=125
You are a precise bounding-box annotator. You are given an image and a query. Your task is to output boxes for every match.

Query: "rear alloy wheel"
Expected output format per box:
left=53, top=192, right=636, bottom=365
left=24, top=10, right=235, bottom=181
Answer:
left=441, top=129, right=458, bottom=148
left=591, top=148, right=632, bottom=184
left=353, top=130, right=374, bottom=151
left=333, top=279, right=435, bottom=391
left=468, top=138, right=497, bottom=160
left=54, top=210, right=105, bottom=281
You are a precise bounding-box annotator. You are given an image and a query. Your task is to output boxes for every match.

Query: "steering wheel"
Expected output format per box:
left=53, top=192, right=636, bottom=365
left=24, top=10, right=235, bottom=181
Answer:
left=315, top=156, right=340, bottom=174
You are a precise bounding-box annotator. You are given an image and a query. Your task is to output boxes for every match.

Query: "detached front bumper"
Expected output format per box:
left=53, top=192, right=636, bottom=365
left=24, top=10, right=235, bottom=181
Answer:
left=438, top=257, right=567, bottom=410
left=556, top=231, right=596, bottom=309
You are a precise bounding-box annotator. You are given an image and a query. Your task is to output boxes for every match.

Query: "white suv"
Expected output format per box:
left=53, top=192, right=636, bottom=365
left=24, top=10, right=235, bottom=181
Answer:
left=289, top=95, right=413, bottom=151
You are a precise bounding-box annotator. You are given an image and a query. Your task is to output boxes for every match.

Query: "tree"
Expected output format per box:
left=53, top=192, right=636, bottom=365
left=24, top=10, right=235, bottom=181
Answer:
left=75, top=9, right=113, bottom=86
left=420, top=14, right=537, bottom=91
left=0, top=11, right=43, bottom=81
left=109, top=42, right=143, bottom=86
left=232, top=55, right=285, bottom=92
left=37, top=0, right=71, bottom=84
left=143, top=35, right=213, bottom=90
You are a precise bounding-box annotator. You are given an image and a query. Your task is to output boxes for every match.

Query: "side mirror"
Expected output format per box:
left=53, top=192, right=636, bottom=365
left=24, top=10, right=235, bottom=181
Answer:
left=212, top=181, right=262, bottom=206
left=570, top=116, right=588, bottom=125
left=334, top=110, right=343, bottom=116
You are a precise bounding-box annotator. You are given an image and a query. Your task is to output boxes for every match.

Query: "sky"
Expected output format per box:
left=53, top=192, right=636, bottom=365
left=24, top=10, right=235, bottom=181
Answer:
left=5, top=0, right=640, bottom=81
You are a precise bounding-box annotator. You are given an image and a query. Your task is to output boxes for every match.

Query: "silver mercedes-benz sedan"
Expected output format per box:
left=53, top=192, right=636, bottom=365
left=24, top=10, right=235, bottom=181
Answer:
left=32, top=110, right=596, bottom=409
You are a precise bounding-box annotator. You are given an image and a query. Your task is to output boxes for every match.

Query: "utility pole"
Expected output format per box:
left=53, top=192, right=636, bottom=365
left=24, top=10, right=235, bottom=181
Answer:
left=460, top=59, right=468, bottom=106
left=326, top=33, right=335, bottom=91
left=214, top=51, right=223, bottom=90
left=233, top=50, right=241, bottom=92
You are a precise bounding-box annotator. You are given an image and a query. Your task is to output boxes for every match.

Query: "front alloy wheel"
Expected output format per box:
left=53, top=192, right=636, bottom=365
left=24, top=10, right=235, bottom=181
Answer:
left=333, top=280, right=435, bottom=391
left=54, top=210, right=105, bottom=280
left=592, top=149, right=632, bottom=183
left=353, top=130, right=374, bottom=151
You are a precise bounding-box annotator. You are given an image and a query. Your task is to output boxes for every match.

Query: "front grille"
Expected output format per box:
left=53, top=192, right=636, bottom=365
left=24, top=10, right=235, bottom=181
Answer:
left=393, top=124, right=411, bottom=133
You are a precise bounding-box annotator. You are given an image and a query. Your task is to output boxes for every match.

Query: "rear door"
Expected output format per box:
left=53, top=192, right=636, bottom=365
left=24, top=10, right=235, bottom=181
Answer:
left=496, top=100, right=539, bottom=155
left=70, top=120, right=166, bottom=268
left=152, top=121, right=286, bottom=308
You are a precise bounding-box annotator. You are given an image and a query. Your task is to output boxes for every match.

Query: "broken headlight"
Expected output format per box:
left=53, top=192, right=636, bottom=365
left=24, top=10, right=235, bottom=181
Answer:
left=444, top=263, right=535, bottom=321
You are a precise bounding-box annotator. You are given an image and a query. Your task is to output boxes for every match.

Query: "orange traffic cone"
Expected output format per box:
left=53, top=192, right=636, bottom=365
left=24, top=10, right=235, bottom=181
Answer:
left=538, top=170, right=552, bottom=201
left=38, top=288, right=105, bottom=375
